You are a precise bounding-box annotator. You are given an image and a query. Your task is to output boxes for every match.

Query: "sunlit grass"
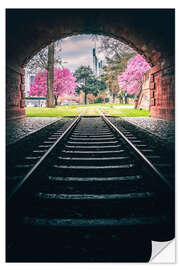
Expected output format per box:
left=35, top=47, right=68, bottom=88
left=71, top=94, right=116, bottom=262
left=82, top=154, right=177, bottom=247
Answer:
left=84, top=107, right=100, bottom=116
left=100, top=106, right=150, bottom=117
left=26, top=104, right=149, bottom=117
left=25, top=106, right=84, bottom=117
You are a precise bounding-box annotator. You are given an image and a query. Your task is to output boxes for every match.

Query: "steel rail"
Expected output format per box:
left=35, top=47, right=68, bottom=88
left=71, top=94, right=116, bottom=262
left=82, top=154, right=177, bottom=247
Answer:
left=7, top=111, right=84, bottom=201
left=99, top=110, right=173, bottom=192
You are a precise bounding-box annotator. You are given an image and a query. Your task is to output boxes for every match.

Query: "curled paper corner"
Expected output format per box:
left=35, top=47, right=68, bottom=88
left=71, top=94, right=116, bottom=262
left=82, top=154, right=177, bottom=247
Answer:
left=150, top=240, right=175, bottom=263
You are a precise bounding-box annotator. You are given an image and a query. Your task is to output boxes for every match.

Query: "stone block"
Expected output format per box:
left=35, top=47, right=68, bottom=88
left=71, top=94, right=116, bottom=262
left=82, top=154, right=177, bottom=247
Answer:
left=150, top=82, right=155, bottom=90
left=20, top=84, right=25, bottom=91
left=21, top=91, right=25, bottom=99
left=20, top=99, right=25, bottom=108
left=150, top=64, right=161, bottom=75
left=150, top=91, right=154, bottom=98
left=21, top=76, right=25, bottom=84
left=150, top=98, right=155, bottom=106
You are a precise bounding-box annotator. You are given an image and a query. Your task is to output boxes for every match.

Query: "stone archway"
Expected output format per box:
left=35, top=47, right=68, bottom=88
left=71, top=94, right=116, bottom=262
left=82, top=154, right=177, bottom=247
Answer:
left=6, top=9, right=175, bottom=120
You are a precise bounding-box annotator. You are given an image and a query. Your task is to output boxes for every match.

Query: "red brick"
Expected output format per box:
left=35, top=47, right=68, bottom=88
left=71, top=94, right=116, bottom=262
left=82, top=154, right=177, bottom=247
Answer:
left=150, top=82, right=155, bottom=89
left=21, top=76, right=25, bottom=84
left=150, top=64, right=161, bottom=74
left=20, top=84, right=25, bottom=91
left=20, top=100, right=25, bottom=108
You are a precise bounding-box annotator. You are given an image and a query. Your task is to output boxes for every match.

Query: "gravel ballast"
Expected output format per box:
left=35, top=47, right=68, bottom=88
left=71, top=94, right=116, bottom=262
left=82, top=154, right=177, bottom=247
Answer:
left=6, top=116, right=175, bottom=147
left=6, top=117, right=62, bottom=145
left=122, top=117, right=175, bottom=144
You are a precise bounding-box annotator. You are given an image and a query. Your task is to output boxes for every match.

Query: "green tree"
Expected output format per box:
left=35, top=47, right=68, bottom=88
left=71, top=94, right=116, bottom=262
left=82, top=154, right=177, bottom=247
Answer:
left=74, top=66, right=105, bottom=104
left=102, top=52, right=135, bottom=103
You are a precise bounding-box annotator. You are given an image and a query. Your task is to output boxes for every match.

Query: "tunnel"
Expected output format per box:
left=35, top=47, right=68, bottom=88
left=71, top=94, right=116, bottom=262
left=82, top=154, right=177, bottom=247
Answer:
left=6, top=9, right=175, bottom=261
left=6, top=9, right=175, bottom=121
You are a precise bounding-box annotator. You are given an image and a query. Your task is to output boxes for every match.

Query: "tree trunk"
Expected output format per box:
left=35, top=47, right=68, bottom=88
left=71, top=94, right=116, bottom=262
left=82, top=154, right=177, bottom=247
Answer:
left=125, top=95, right=128, bottom=104
left=112, top=93, right=116, bottom=103
left=54, top=95, right=58, bottom=106
left=120, top=95, right=123, bottom=104
left=84, top=90, right=87, bottom=104
left=47, top=42, right=55, bottom=107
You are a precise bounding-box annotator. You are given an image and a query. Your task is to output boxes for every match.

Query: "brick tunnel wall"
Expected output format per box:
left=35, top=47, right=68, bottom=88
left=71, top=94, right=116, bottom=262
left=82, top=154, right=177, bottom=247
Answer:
left=149, top=60, right=175, bottom=120
left=137, top=70, right=150, bottom=111
left=6, top=66, right=25, bottom=120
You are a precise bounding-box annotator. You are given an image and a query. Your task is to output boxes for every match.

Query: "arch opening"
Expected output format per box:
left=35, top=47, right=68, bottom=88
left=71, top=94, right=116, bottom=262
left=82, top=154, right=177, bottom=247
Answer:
left=24, top=33, right=152, bottom=110
left=22, top=32, right=153, bottom=68
left=6, top=9, right=175, bottom=121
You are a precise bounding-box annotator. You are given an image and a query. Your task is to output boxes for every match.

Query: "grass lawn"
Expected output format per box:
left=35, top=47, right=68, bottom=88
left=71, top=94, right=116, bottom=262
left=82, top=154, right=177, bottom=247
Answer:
left=100, top=105, right=150, bottom=117
left=26, top=104, right=150, bottom=118
left=25, top=106, right=84, bottom=117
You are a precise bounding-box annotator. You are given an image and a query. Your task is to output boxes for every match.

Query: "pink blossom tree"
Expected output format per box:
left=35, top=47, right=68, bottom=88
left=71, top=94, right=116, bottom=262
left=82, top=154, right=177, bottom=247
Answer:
left=118, top=54, right=150, bottom=95
left=29, top=68, right=77, bottom=105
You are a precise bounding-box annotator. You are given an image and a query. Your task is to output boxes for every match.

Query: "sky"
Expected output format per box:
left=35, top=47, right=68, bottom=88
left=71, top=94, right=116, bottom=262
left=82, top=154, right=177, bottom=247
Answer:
left=26, top=34, right=134, bottom=74
left=58, top=34, right=106, bottom=73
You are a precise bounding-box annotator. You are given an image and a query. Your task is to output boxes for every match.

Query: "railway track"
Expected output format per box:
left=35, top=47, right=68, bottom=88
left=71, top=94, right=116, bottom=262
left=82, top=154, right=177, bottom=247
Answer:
left=6, top=112, right=175, bottom=262
left=6, top=118, right=74, bottom=197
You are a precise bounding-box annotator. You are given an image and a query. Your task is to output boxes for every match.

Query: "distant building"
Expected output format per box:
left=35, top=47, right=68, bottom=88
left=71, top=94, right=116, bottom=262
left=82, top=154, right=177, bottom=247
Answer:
left=25, top=68, right=36, bottom=97
left=92, top=48, right=103, bottom=76
left=57, top=96, right=81, bottom=105
left=25, top=68, right=46, bottom=107
left=25, top=97, right=47, bottom=107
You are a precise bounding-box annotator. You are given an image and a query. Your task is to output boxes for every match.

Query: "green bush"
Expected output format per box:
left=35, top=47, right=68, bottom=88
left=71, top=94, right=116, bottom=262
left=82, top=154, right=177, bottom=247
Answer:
left=94, top=97, right=104, bottom=104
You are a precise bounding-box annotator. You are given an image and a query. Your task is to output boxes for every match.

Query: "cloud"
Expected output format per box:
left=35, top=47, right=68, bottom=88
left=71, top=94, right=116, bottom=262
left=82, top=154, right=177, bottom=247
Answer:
left=62, top=54, right=93, bottom=72
left=61, top=39, right=95, bottom=60
left=59, top=35, right=105, bottom=72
